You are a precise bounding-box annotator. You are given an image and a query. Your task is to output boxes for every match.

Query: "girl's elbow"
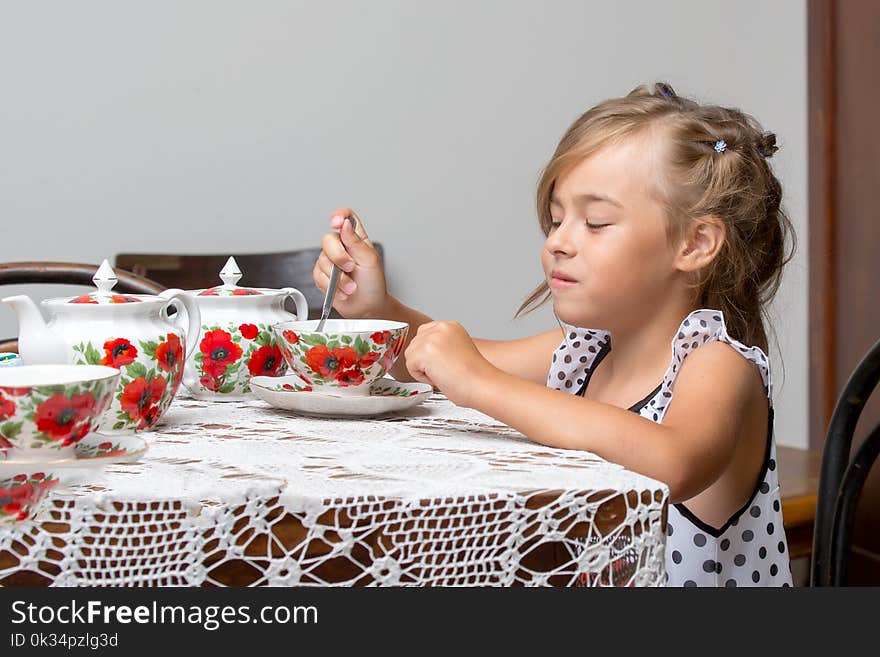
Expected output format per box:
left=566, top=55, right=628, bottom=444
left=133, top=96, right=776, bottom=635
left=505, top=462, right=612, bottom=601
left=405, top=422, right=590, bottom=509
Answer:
left=659, top=446, right=727, bottom=503
left=665, top=471, right=715, bottom=505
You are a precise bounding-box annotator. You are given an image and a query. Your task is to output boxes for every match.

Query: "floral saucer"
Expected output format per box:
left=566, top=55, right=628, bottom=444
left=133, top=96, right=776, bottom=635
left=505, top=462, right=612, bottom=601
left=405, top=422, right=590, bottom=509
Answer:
left=250, top=375, right=433, bottom=418
left=73, top=432, right=148, bottom=463
left=0, top=433, right=147, bottom=469
left=0, top=435, right=145, bottom=526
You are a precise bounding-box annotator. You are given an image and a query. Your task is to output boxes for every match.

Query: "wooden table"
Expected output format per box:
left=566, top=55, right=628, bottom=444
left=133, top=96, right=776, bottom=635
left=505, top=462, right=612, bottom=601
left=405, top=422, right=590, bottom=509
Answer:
left=0, top=392, right=669, bottom=587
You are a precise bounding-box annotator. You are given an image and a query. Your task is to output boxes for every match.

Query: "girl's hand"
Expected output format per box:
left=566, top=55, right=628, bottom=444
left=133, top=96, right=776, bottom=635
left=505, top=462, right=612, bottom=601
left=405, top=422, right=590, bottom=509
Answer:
left=313, top=208, right=389, bottom=319
left=405, top=321, right=498, bottom=407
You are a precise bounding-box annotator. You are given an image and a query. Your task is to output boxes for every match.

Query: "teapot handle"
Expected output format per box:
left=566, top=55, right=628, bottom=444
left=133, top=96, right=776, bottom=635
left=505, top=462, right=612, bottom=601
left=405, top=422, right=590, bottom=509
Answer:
left=158, top=289, right=202, bottom=361
left=280, top=287, right=309, bottom=321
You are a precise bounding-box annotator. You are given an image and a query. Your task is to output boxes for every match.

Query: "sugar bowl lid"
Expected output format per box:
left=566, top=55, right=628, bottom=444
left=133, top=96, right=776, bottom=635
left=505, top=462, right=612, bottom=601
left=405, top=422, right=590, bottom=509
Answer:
left=62, top=260, right=146, bottom=305
left=196, top=257, right=267, bottom=297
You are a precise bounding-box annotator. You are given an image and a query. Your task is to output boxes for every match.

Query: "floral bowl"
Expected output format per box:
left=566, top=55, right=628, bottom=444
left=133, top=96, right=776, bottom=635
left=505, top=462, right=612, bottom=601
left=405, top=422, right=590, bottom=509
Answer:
left=0, top=365, right=120, bottom=461
left=272, top=319, right=408, bottom=396
left=0, top=463, right=61, bottom=526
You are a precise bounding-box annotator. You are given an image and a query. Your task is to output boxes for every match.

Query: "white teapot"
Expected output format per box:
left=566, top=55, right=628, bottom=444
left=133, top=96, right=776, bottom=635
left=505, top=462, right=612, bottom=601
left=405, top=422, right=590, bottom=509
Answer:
left=2, top=260, right=200, bottom=434
left=182, top=257, right=308, bottom=400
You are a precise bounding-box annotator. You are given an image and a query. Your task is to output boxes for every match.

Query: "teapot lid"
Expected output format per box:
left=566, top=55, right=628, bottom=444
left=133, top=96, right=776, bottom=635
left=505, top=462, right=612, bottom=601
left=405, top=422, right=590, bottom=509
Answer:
left=66, top=260, right=145, bottom=305
left=197, top=257, right=265, bottom=297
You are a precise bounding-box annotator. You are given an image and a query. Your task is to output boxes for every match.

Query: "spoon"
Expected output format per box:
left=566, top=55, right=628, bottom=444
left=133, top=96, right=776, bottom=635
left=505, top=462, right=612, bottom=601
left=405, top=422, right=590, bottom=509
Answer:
left=316, top=215, right=357, bottom=332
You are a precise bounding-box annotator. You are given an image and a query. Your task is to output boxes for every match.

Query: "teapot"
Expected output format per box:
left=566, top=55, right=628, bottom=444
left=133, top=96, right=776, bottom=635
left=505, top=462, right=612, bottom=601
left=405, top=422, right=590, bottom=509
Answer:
left=182, top=257, right=308, bottom=400
left=1, top=260, right=200, bottom=434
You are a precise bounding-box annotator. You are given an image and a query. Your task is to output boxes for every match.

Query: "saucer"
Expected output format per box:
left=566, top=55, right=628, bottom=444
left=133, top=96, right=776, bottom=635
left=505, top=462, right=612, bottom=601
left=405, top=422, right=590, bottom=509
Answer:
left=74, top=432, right=148, bottom=463
left=0, top=433, right=147, bottom=470
left=250, top=375, right=433, bottom=418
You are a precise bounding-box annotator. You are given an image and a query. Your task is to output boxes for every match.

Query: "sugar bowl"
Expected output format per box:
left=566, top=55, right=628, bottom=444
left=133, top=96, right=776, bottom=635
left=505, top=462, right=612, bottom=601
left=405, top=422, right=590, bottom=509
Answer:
left=182, top=257, right=308, bottom=400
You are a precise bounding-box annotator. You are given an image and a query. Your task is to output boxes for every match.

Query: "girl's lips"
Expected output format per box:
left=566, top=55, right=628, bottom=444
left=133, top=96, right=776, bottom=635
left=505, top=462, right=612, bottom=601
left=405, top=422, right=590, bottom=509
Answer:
left=550, top=275, right=577, bottom=289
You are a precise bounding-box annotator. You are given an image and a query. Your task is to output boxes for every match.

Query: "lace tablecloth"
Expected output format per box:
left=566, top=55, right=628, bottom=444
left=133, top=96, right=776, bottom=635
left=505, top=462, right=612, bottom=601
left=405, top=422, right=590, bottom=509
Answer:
left=0, top=393, right=669, bottom=586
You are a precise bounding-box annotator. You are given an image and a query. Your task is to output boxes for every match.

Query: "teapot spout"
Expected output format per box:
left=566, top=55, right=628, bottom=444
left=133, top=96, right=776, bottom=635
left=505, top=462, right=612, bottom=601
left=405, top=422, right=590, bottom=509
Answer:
left=1, top=295, right=69, bottom=364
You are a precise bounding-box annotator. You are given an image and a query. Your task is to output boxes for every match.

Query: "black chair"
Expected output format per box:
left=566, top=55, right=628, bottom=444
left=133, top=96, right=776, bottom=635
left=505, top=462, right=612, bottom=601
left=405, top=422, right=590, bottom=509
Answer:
left=115, top=245, right=384, bottom=320
left=0, top=261, right=166, bottom=353
left=810, top=336, right=880, bottom=586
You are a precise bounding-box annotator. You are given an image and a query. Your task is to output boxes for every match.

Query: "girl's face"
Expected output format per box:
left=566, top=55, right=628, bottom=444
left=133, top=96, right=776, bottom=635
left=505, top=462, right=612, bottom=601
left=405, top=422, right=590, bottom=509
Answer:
left=541, top=133, right=683, bottom=329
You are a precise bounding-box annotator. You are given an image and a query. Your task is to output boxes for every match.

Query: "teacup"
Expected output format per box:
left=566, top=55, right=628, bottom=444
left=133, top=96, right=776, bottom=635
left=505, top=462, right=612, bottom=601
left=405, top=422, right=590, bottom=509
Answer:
left=273, top=319, right=408, bottom=396
left=0, top=365, right=120, bottom=461
left=0, top=462, right=61, bottom=525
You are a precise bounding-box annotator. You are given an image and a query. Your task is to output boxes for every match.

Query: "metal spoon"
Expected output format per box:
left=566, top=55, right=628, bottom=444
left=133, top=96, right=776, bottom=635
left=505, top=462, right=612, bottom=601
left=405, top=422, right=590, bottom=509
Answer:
left=316, top=214, right=357, bottom=332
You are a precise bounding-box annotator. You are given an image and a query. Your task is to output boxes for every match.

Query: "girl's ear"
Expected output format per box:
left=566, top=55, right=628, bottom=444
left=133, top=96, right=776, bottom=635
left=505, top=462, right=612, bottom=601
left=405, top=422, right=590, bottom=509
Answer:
left=675, top=215, right=726, bottom=272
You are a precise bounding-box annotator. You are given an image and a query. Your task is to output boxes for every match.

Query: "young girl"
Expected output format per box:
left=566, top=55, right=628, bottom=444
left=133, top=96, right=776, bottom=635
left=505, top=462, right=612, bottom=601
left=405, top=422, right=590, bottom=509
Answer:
left=313, top=82, right=795, bottom=587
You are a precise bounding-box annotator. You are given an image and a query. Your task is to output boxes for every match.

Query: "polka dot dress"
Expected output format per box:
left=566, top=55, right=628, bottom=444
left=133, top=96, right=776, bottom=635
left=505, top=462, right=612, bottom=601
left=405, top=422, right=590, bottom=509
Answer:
left=548, top=309, right=792, bottom=587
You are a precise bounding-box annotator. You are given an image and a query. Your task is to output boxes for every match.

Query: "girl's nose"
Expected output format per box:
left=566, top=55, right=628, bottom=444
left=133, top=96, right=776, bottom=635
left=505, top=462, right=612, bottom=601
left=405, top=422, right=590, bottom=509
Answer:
left=545, top=220, right=577, bottom=256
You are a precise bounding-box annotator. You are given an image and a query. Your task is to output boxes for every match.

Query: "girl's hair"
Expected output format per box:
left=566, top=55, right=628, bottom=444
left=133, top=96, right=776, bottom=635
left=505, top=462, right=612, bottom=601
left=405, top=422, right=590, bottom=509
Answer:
left=518, top=82, right=795, bottom=353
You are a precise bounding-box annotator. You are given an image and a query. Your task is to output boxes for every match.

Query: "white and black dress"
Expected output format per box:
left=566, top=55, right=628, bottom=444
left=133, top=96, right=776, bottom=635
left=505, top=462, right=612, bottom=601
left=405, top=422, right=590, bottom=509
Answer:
left=546, top=309, right=792, bottom=587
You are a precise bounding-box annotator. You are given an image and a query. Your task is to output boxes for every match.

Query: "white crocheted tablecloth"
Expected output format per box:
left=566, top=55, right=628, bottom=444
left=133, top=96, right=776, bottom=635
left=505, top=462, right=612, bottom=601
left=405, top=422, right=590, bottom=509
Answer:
left=0, top=393, right=669, bottom=586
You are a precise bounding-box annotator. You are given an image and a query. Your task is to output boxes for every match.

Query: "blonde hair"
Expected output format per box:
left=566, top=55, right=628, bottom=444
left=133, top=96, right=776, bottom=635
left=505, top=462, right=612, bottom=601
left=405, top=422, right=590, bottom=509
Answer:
left=518, top=82, right=795, bottom=352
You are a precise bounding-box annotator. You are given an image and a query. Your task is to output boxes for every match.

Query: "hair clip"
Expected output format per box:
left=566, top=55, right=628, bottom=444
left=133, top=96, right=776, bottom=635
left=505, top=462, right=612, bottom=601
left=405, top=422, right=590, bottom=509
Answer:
left=713, top=139, right=728, bottom=153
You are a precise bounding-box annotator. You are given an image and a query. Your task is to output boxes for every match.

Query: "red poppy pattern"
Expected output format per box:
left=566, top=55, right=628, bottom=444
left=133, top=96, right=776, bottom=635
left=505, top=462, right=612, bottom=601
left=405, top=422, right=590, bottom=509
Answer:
left=336, top=368, right=365, bottom=386
left=119, top=377, right=166, bottom=430
left=83, top=441, right=128, bottom=458
left=192, top=322, right=288, bottom=395
left=101, top=338, right=138, bottom=368
left=247, top=344, right=283, bottom=377
left=200, top=329, right=243, bottom=378
left=239, top=324, right=259, bottom=340
left=278, top=326, right=408, bottom=390
left=281, top=382, right=312, bottom=392
left=200, top=376, right=219, bottom=392
left=0, top=393, right=15, bottom=421
left=197, top=286, right=264, bottom=297
left=371, top=331, right=392, bottom=345
left=305, top=345, right=358, bottom=378
left=155, top=333, right=183, bottom=373
left=0, top=472, right=58, bottom=522
left=0, top=377, right=116, bottom=451
left=70, top=333, right=184, bottom=433
left=69, top=294, right=140, bottom=304
left=379, top=338, right=403, bottom=374
left=34, top=392, right=98, bottom=446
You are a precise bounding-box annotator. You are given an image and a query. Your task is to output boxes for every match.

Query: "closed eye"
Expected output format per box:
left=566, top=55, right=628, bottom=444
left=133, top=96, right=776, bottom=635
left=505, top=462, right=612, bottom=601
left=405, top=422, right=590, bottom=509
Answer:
left=586, top=221, right=610, bottom=230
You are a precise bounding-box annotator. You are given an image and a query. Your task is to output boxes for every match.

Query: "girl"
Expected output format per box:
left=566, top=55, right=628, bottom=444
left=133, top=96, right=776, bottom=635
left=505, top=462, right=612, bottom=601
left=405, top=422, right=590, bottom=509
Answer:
left=313, top=82, right=795, bottom=587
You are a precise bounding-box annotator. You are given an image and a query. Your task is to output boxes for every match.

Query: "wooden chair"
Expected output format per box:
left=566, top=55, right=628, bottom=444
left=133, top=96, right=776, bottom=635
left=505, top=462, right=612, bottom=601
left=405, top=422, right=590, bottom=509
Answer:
left=0, top=261, right=166, bottom=353
left=115, top=245, right=384, bottom=320
left=810, top=336, right=880, bottom=586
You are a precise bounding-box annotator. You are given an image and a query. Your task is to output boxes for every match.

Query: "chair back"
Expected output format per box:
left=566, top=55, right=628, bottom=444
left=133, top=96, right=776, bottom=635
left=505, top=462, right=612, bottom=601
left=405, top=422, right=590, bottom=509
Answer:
left=811, top=337, right=880, bottom=585
left=115, top=246, right=383, bottom=320
left=0, top=261, right=166, bottom=353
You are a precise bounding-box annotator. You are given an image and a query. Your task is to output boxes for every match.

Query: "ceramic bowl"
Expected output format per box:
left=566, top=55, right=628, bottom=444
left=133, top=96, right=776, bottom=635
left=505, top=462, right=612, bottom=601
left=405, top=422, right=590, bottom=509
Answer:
left=0, top=461, right=61, bottom=526
left=0, top=365, right=120, bottom=461
left=272, top=319, right=408, bottom=396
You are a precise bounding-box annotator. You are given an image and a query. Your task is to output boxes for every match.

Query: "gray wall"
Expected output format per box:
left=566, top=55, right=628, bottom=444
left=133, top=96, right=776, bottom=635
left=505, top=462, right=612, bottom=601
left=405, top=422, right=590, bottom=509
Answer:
left=0, top=1, right=808, bottom=447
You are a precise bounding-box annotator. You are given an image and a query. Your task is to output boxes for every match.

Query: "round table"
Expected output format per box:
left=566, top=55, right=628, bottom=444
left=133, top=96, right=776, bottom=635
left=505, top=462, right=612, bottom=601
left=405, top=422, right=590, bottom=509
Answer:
left=0, top=392, right=669, bottom=586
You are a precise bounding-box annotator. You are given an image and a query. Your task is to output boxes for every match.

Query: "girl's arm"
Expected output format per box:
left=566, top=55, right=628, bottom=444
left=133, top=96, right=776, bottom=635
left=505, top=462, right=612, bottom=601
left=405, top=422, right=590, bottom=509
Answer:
left=376, top=296, right=562, bottom=383
left=405, top=322, right=764, bottom=503
left=470, top=340, right=762, bottom=503
left=314, top=208, right=561, bottom=384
